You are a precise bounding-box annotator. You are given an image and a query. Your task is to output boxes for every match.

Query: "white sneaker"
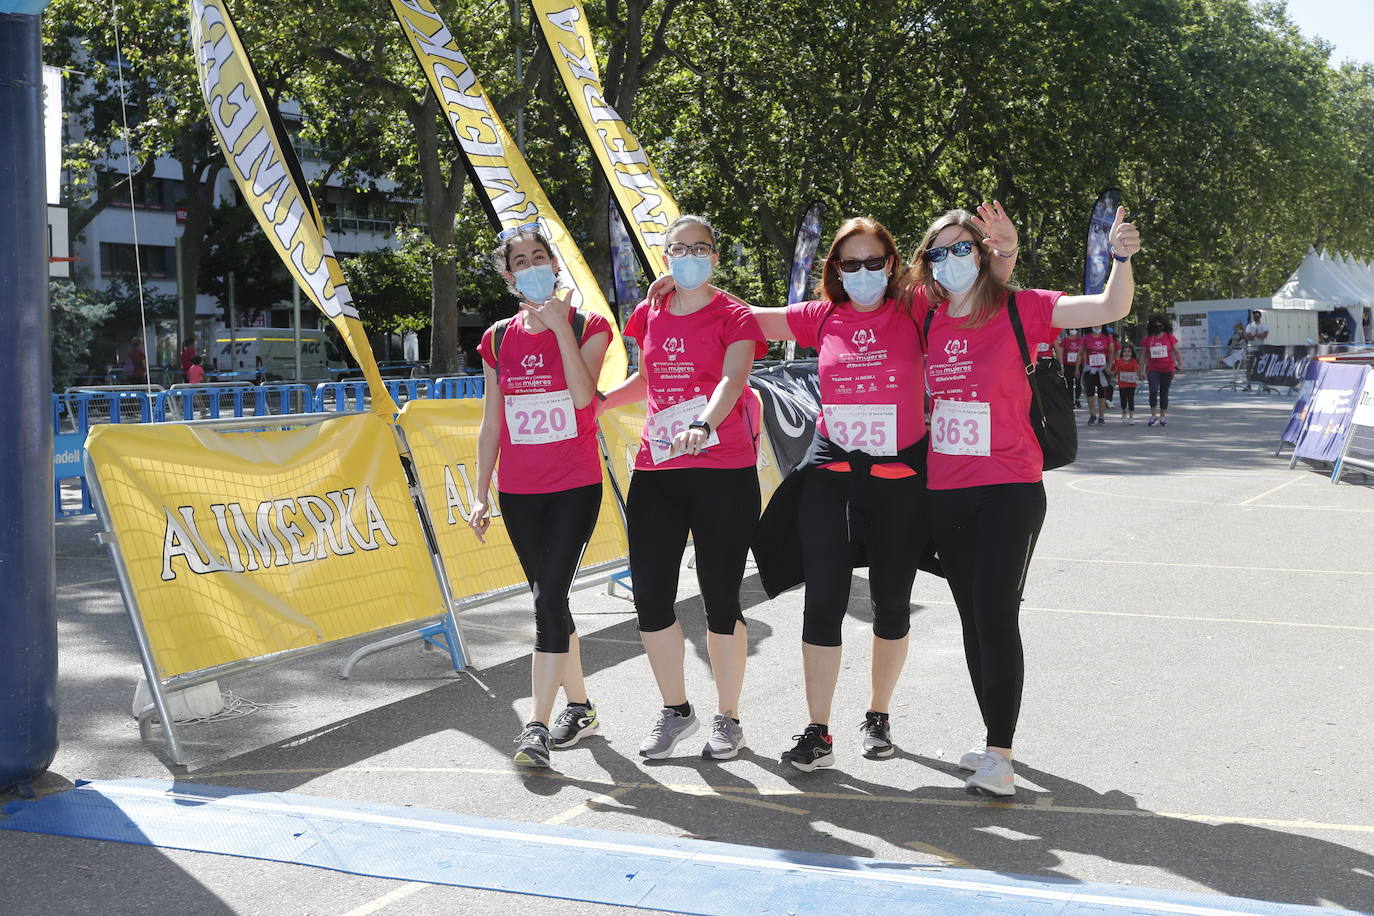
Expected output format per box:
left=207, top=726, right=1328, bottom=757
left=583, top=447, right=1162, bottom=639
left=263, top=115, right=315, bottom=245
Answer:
left=966, top=752, right=1016, bottom=797
left=957, top=747, right=986, bottom=772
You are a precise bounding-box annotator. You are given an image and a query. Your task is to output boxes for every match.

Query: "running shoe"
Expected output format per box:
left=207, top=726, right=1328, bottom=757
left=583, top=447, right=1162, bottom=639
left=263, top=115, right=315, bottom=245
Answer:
left=701, top=714, right=746, bottom=760
left=966, top=752, right=1016, bottom=796
left=512, top=723, right=552, bottom=768
left=549, top=702, right=599, bottom=749
left=957, top=747, right=986, bottom=772
left=638, top=707, right=699, bottom=759
left=1148, top=417, right=1158, bottom=427
left=1159, top=418, right=1167, bottom=427
left=782, top=724, right=835, bottom=772
left=859, top=711, right=895, bottom=758
left=1085, top=415, right=1095, bottom=426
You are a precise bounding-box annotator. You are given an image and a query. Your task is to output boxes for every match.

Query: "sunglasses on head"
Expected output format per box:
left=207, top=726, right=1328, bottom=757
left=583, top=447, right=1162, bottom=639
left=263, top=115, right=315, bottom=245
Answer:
left=498, top=221, right=542, bottom=241
left=834, top=255, right=889, bottom=273
left=924, top=240, right=976, bottom=263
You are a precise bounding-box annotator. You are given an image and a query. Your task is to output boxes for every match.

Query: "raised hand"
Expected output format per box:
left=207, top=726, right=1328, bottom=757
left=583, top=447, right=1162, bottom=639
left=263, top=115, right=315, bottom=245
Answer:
left=646, top=272, right=676, bottom=309
left=1109, top=206, right=1141, bottom=260
left=970, top=200, right=1019, bottom=256
left=519, top=287, right=574, bottom=333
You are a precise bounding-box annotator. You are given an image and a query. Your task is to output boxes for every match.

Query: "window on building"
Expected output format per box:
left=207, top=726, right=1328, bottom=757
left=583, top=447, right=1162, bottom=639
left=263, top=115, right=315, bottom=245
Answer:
left=100, top=242, right=175, bottom=279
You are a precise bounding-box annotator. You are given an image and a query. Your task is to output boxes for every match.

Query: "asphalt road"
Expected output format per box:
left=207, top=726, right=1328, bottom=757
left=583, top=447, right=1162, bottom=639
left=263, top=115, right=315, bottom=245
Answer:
left=3, top=370, right=1371, bottom=915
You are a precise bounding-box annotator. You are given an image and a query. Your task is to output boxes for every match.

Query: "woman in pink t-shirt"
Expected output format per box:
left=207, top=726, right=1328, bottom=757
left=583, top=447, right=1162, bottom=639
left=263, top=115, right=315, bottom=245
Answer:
left=1080, top=326, right=1117, bottom=425
left=471, top=226, right=612, bottom=768
left=1140, top=314, right=1182, bottom=427
left=909, top=205, right=1141, bottom=797
left=1053, top=329, right=1084, bottom=408
left=599, top=214, right=767, bottom=763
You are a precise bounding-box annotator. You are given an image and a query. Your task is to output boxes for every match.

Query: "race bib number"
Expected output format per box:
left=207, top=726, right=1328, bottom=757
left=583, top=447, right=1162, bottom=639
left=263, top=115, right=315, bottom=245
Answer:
left=930, top=399, right=991, bottom=457
left=1118, top=371, right=1137, bottom=384
left=1036, top=342, right=1051, bottom=355
left=1150, top=345, right=1167, bottom=359
left=1088, top=353, right=1107, bottom=368
left=647, top=396, right=720, bottom=464
left=1065, top=350, right=1079, bottom=364
left=505, top=390, right=577, bottom=445
left=823, top=403, right=897, bottom=457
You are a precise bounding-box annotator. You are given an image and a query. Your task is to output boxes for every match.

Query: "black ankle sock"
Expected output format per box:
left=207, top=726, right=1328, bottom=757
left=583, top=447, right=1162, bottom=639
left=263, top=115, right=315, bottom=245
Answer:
left=868, top=710, right=890, bottom=721
left=668, top=702, right=691, bottom=718
left=809, top=723, right=829, bottom=736
left=526, top=720, right=547, bottom=730
left=567, top=699, right=591, bottom=709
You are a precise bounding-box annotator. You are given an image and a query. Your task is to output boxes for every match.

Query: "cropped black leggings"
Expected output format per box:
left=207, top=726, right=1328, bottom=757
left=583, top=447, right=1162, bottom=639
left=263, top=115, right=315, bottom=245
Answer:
left=1119, top=387, right=1137, bottom=412
left=1148, top=370, right=1174, bottom=410
left=929, top=482, right=1046, bottom=749
left=799, top=470, right=928, bottom=647
left=500, top=483, right=601, bottom=653
left=627, top=467, right=760, bottom=635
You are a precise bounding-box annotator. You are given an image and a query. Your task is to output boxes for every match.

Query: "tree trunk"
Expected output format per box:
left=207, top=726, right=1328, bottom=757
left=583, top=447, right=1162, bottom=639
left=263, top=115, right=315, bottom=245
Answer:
left=413, top=97, right=460, bottom=374
left=176, top=142, right=219, bottom=344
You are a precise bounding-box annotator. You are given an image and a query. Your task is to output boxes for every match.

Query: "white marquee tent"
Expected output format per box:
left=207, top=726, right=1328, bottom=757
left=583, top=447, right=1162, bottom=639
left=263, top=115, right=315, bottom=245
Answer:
left=1270, top=247, right=1373, bottom=343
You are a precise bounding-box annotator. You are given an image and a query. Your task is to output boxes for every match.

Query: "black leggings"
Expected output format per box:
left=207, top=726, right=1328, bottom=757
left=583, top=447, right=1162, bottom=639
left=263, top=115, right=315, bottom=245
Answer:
left=1147, top=370, right=1174, bottom=410
left=799, top=470, right=928, bottom=647
left=929, top=482, right=1046, bottom=749
left=627, top=466, right=760, bottom=635
left=1064, top=366, right=1081, bottom=402
left=500, top=484, right=601, bottom=653
left=1119, top=387, right=1137, bottom=412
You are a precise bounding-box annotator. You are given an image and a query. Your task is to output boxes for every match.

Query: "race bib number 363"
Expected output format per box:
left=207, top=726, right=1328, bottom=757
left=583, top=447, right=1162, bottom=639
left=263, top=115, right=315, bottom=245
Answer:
left=505, top=390, right=577, bottom=444
left=930, top=399, right=991, bottom=457
left=823, top=403, right=896, bottom=456
left=647, top=395, right=720, bottom=464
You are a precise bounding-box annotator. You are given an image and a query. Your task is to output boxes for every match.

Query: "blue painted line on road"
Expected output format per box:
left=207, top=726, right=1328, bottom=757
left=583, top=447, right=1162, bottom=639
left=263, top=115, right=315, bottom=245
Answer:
left=0, top=780, right=1352, bottom=916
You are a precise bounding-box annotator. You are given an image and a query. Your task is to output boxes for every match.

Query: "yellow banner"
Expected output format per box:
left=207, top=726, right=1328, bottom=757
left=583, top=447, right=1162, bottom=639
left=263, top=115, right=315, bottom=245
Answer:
left=532, top=0, right=680, bottom=274
left=188, top=0, right=397, bottom=416
left=391, top=0, right=627, bottom=391
left=86, top=414, right=444, bottom=679
left=397, top=400, right=627, bottom=600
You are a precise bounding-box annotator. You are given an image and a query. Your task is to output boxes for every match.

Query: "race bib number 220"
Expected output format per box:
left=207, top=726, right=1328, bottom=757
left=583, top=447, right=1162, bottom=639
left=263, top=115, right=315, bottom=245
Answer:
left=505, top=390, right=576, bottom=445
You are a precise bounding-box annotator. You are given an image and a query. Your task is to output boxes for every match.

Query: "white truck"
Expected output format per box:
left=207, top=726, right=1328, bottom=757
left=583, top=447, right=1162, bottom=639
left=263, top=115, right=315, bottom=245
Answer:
left=211, top=328, right=349, bottom=381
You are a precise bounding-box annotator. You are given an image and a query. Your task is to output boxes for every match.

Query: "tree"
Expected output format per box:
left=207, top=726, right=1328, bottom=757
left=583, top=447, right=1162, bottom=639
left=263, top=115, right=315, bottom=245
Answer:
left=49, top=281, right=116, bottom=388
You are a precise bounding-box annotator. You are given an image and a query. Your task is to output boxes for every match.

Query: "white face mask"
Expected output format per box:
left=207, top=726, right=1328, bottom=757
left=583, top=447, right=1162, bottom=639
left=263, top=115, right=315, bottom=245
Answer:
left=840, top=267, right=888, bottom=306
left=932, top=249, right=979, bottom=294
left=1091, top=327, right=1102, bottom=333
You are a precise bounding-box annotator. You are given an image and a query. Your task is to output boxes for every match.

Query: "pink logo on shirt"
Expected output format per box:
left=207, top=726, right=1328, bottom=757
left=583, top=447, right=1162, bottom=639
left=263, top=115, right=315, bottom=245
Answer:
left=944, top=338, right=968, bottom=362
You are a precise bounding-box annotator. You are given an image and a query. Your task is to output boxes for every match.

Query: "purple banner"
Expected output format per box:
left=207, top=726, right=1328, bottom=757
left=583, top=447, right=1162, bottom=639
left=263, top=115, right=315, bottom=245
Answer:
left=609, top=200, right=641, bottom=325
left=788, top=201, right=825, bottom=305
left=1280, top=359, right=1324, bottom=446
left=1084, top=188, right=1122, bottom=296
left=1293, top=363, right=1370, bottom=462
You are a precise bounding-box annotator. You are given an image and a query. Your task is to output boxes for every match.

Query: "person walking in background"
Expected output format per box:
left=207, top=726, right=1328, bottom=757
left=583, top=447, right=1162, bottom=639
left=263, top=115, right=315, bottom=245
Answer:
left=1242, top=309, right=1268, bottom=390
left=599, top=214, right=768, bottom=763
left=907, top=205, right=1140, bottom=796
left=1141, top=314, right=1182, bottom=427
left=470, top=226, right=612, bottom=768
left=179, top=337, right=197, bottom=382
left=1054, top=328, right=1083, bottom=407
left=1111, top=343, right=1140, bottom=423
left=1080, top=324, right=1116, bottom=426
left=120, top=336, right=147, bottom=384
left=186, top=355, right=205, bottom=384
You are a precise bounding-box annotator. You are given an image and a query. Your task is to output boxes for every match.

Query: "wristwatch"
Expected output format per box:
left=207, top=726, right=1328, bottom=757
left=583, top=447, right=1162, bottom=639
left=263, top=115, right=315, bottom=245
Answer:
left=688, top=419, right=711, bottom=435
left=1110, top=248, right=1131, bottom=263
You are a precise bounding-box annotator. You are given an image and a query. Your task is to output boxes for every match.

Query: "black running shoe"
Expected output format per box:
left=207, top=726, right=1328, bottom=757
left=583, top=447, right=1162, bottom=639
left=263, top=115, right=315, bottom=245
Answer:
left=512, top=723, right=551, bottom=768
left=860, top=711, right=895, bottom=758
left=782, top=724, right=835, bottom=772
left=549, top=702, right=599, bottom=749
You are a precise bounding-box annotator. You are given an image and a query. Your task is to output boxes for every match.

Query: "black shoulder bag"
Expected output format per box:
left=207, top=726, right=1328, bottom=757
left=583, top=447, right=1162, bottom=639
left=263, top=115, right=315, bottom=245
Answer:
left=1005, top=292, right=1076, bottom=470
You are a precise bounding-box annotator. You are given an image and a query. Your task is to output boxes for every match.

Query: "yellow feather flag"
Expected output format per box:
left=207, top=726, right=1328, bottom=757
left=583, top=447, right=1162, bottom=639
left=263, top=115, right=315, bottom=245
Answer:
left=188, top=0, right=398, bottom=416
left=390, top=0, right=628, bottom=390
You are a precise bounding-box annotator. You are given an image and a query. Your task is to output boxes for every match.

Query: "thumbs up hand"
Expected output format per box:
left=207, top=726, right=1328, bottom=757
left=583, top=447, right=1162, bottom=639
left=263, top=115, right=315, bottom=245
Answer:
left=1109, top=205, right=1141, bottom=261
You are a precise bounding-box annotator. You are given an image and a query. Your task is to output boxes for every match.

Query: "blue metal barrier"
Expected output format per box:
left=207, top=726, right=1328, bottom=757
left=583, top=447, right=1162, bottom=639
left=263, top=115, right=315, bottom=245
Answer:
left=385, top=377, right=431, bottom=405
left=53, top=390, right=155, bottom=518
left=430, top=375, right=485, bottom=399
left=314, top=380, right=369, bottom=412
left=154, top=383, right=315, bottom=421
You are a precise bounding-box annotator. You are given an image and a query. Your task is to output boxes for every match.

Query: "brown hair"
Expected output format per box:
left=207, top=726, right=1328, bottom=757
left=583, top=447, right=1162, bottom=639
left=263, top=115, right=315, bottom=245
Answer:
left=905, top=209, right=1015, bottom=328
left=489, top=226, right=555, bottom=274
left=817, top=217, right=906, bottom=304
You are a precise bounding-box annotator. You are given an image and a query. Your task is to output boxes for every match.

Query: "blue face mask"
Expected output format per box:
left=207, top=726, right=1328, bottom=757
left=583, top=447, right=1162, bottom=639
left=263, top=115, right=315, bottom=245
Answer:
left=670, top=254, right=714, bottom=291
left=841, top=267, right=888, bottom=306
left=513, top=264, right=557, bottom=303
left=932, top=249, right=979, bottom=294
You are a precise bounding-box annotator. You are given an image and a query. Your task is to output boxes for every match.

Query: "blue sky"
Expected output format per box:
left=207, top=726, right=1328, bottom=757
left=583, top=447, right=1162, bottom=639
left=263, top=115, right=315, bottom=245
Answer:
left=1282, top=0, right=1374, bottom=67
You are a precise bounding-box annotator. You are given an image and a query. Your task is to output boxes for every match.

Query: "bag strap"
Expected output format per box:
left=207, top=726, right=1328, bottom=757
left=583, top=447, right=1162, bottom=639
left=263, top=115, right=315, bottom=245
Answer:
left=921, top=303, right=935, bottom=351
left=1005, top=292, right=1049, bottom=428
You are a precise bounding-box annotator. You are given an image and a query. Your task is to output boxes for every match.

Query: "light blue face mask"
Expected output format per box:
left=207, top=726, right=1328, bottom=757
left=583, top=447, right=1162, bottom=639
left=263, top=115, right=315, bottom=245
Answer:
left=514, top=263, right=557, bottom=303
left=670, top=254, right=714, bottom=291
left=841, top=267, right=888, bottom=306
left=932, top=249, right=979, bottom=294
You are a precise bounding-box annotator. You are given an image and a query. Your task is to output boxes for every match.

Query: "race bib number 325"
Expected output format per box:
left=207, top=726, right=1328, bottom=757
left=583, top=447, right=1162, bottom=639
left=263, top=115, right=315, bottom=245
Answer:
left=930, top=399, right=991, bottom=457
left=505, top=390, right=577, bottom=445
left=823, top=403, right=896, bottom=456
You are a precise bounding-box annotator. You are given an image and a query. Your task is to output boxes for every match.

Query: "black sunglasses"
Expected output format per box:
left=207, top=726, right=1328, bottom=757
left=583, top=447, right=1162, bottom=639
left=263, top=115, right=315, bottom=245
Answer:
left=924, top=240, right=976, bottom=263
left=834, top=255, right=889, bottom=273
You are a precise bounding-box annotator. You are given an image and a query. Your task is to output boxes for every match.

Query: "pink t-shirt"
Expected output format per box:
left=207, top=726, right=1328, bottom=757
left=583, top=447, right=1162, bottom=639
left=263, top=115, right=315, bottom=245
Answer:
left=918, top=288, right=1064, bottom=490
left=478, top=307, right=611, bottom=494
left=786, top=297, right=925, bottom=453
left=1141, top=333, right=1178, bottom=372
left=1059, top=334, right=1083, bottom=365
left=1035, top=340, right=1053, bottom=358
left=1112, top=357, right=1140, bottom=387
left=624, top=292, right=767, bottom=471
left=1082, top=332, right=1113, bottom=369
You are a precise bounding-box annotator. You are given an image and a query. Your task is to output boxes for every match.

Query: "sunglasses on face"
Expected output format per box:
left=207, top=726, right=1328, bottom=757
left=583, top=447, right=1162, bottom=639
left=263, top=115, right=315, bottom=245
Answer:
left=924, top=240, right=976, bottom=263
left=834, top=255, right=889, bottom=273
left=498, top=221, right=542, bottom=241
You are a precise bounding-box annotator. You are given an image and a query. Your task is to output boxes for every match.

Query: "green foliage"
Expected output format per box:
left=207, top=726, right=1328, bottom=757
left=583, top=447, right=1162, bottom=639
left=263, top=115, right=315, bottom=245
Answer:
left=49, top=281, right=117, bottom=388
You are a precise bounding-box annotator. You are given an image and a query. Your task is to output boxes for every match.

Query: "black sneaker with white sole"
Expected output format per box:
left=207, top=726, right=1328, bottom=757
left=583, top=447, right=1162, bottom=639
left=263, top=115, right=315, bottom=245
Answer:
left=859, top=711, right=894, bottom=758
left=782, top=724, right=835, bottom=772
left=549, top=702, right=599, bottom=748
left=512, top=723, right=551, bottom=768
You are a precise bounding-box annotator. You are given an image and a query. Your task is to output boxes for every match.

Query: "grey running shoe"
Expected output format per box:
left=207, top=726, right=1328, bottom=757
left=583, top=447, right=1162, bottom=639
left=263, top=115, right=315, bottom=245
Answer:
left=859, top=711, right=894, bottom=758
left=957, top=747, right=986, bottom=772
left=512, top=723, right=551, bottom=768
left=966, top=752, right=1016, bottom=797
left=638, top=707, right=699, bottom=759
left=701, top=714, right=745, bottom=760
left=549, top=702, right=599, bottom=749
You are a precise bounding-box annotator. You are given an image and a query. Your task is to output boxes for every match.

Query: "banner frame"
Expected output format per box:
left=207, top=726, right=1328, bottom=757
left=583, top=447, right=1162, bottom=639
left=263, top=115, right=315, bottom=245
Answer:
left=85, top=411, right=469, bottom=767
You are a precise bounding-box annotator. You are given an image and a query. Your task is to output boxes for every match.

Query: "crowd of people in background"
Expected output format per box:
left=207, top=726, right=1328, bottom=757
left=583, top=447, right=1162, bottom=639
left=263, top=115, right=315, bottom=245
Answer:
left=1052, top=315, right=1180, bottom=426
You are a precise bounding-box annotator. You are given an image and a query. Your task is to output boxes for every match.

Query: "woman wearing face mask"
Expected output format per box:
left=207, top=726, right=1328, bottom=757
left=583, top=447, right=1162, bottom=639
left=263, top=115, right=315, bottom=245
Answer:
left=1053, top=329, right=1084, bottom=408
left=909, top=205, right=1141, bottom=796
left=1080, top=324, right=1117, bottom=426
left=598, top=214, right=768, bottom=762
left=472, top=226, right=612, bottom=768
left=1140, top=314, right=1181, bottom=427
